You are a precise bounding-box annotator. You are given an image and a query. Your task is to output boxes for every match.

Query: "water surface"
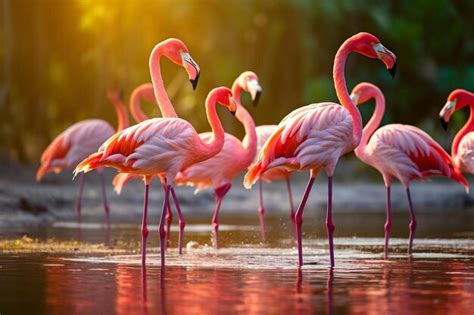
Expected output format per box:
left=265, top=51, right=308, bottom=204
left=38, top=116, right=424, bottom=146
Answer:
left=1, top=212, right=474, bottom=314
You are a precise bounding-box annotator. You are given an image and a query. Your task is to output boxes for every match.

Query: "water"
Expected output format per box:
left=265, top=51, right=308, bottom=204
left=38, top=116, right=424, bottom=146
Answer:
left=1, top=212, right=474, bottom=314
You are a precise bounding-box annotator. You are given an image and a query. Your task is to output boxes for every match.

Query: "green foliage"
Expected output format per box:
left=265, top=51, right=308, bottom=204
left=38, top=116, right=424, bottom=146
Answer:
left=0, top=0, right=473, bottom=161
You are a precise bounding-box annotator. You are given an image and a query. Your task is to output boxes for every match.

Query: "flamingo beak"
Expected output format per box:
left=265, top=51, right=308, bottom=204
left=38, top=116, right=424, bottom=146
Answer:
left=439, top=100, right=456, bottom=131
left=190, top=72, right=200, bottom=91
left=373, top=43, right=397, bottom=79
left=247, top=79, right=262, bottom=107
left=180, top=52, right=200, bottom=90
left=388, top=62, right=397, bottom=79
left=229, top=97, right=237, bottom=116
left=440, top=117, right=449, bottom=131
left=350, top=93, right=360, bottom=105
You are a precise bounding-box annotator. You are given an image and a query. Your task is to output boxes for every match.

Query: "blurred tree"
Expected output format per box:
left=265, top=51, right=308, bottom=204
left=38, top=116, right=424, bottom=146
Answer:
left=0, top=0, right=473, bottom=163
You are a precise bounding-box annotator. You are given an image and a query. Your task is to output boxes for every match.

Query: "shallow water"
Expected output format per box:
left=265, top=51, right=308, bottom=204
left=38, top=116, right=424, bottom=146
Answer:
left=1, top=212, right=474, bottom=314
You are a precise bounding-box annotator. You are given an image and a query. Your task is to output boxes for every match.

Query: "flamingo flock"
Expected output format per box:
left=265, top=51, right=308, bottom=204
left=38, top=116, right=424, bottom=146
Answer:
left=37, top=32, right=472, bottom=270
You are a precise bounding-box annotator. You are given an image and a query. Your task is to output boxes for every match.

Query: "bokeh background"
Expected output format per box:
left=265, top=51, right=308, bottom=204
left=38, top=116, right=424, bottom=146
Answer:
left=1, top=0, right=473, bottom=163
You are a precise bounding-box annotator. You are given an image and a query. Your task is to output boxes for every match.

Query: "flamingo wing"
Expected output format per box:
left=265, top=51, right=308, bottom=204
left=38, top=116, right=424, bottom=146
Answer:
left=245, top=103, right=353, bottom=188
left=370, top=124, right=467, bottom=188
left=75, top=118, right=199, bottom=176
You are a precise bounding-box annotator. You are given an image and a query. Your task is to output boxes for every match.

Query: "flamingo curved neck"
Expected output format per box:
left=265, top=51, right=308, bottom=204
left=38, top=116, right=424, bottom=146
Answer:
left=333, top=40, right=363, bottom=147
left=111, top=97, right=129, bottom=132
left=357, top=91, right=385, bottom=153
left=149, top=45, right=178, bottom=118
left=130, top=83, right=155, bottom=123
left=202, top=94, right=225, bottom=157
left=232, top=81, right=257, bottom=163
left=452, top=102, right=474, bottom=157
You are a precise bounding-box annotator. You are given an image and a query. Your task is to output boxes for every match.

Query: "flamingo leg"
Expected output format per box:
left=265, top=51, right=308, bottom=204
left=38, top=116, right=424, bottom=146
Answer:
left=141, top=184, right=150, bottom=267
left=161, top=183, right=173, bottom=251
left=257, top=180, right=266, bottom=242
left=165, top=201, right=173, bottom=245
left=384, top=186, right=392, bottom=259
left=159, top=183, right=171, bottom=271
left=326, top=176, right=335, bottom=267
left=295, top=176, right=316, bottom=267
left=212, top=183, right=231, bottom=249
left=76, top=173, right=85, bottom=223
left=100, top=171, right=111, bottom=228
left=406, top=188, right=417, bottom=255
left=286, top=176, right=296, bottom=240
left=170, top=187, right=185, bottom=255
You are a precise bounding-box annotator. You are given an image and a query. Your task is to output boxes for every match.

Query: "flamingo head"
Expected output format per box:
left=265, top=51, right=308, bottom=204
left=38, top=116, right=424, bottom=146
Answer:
left=236, top=71, right=262, bottom=107
left=106, top=89, right=123, bottom=103
left=439, top=89, right=474, bottom=131
left=210, top=87, right=237, bottom=115
left=350, top=82, right=383, bottom=105
left=351, top=32, right=397, bottom=79
left=160, top=38, right=201, bottom=90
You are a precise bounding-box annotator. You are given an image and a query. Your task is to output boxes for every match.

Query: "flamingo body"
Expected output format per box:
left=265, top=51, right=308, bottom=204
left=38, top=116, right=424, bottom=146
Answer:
left=245, top=103, right=354, bottom=185
left=37, top=119, right=114, bottom=180
left=77, top=118, right=213, bottom=179
left=357, top=124, right=467, bottom=187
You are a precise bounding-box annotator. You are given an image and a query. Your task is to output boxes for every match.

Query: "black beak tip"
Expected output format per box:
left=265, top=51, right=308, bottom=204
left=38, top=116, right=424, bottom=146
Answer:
left=388, top=62, right=397, bottom=79
left=190, top=72, right=200, bottom=91
left=440, top=117, right=449, bottom=131
left=231, top=110, right=236, bottom=116
left=253, top=91, right=262, bottom=107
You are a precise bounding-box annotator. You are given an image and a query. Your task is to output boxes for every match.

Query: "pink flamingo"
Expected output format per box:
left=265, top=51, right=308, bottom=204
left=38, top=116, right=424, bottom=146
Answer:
left=112, top=83, right=177, bottom=245
left=74, top=87, right=237, bottom=269
left=251, top=125, right=295, bottom=240
left=174, top=71, right=262, bottom=248
left=439, top=89, right=474, bottom=174
left=351, top=82, right=468, bottom=257
left=244, top=32, right=397, bottom=267
left=111, top=38, right=201, bottom=256
left=36, top=89, right=128, bottom=224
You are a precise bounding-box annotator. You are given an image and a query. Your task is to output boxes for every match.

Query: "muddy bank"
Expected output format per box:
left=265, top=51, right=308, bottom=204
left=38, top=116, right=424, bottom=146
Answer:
left=0, top=158, right=473, bottom=228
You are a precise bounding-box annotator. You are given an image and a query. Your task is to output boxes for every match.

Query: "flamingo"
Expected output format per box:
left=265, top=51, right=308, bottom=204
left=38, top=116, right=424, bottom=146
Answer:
left=350, top=82, right=468, bottom=257
left=112, top=83, right=177, bottom=246
left=74, top=86, right=237, bottom=269
left=251, top=125, right=295, bottom=240
left=36, top=89, right=128, bottom=224
left=244, top=32, right=397, bottom=267
left=439, top=89, right=474, bottom=175
left=110, top=38, right=201, bottom=256
left=174, top=71, right=262, bottom=248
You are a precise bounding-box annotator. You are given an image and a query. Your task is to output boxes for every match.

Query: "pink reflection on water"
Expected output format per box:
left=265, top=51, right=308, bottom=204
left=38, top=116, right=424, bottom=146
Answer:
left=40, top=257, right=474, bottom=315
